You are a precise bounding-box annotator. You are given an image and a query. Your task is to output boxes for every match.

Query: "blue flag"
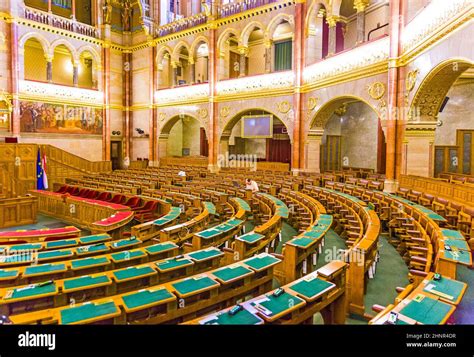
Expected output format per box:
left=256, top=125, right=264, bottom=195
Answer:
left=36, top=148, right=45, bottom=190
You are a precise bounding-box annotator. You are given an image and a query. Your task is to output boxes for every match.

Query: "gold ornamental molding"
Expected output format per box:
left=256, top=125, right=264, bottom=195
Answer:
left=367, top=82, right=386, bottom=100
left=277, top=101, right=291, bottom=114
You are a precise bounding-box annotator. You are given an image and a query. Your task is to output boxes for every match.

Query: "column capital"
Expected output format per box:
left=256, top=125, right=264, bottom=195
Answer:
left=237, top=46, right=249, bottom=56
left=188, top=57, right=195, bottom=65
left=171, top=61, right=179, bottom=68
left=353, top=0, right=370, bottom=13
left=44, top=54, right=54, bottom=62
left=263, top=39, right=273, bottom=49
left=326, top=15, right=342, bottom=28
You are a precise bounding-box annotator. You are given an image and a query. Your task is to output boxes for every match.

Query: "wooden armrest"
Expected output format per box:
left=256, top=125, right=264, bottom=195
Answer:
left=409, top=269, right=428, bottom=277
left=411, top=256, right=427, bottom=264
left=395, top=286, right=405, bottom=293
left=372, top=304, right=386, bottom=313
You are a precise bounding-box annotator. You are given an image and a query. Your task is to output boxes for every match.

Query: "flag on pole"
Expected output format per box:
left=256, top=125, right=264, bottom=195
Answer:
left=42, top=151, right=48, bottom=189
left=36, top=148, right=45, bottom=190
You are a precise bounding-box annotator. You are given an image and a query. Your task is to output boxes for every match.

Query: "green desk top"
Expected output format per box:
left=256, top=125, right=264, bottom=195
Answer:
left=24, top=263, right=67, bottom=276
left=172, top=276, right=219, bottom=296
left=122, top=288, right=175, bottom=310
left=202, top=308, right=262, bottom=325
left=244, top=254, right=280, bottom=271
left=251, top=292, right=305, bottom=317
left=63, top=275, right=111, bottom=291
left=441, top=229, right=465, bottom=240
left=144, top=242, right=178, bottom=255
left=441, top=249, right=471, bottom=265
left=195, top=228, right=221, bottom=239
left=71, top=256, right=110, bottom=270
left=233, top=198, right=251, bottom=212
left=79, top=234, right=111, bottom=244
left=60, top=301, right=118, bottom=324
left=37, top=249, right=73, bottom=260
left=203, top=202, right=217, bottom=215
left=302, top=230, right=325, bottom=239
left=188, top=248, right=223, bottom=262
left=237, top=232, right=265, bottom=244
left=153, top=207, right=181, bottom=226
left=7, top=282, right=57, bottom=300
left=45, top=239, right=78, bottom=249
left=0, top=269, right=19, bottom=280
left=76, top=243, right=109, bottom=254
left=155, top=258, right=193, bottom=272
left=111, top=250, right=146, bottom=262
left=213, top=265, right=253, bottom=283
left=112, top=237, right=141, bottom=249
left=399, top=295, right=453, bottom=324
left=422, top=277, right=466, bottom=303
left=443, top=239, right=469, bottom=251
left=9, top=243, right=42, bottom=251
left=288, top=237, right=316, bottom=248
left=289, top=277, right=335, bottom=300
left=113, top=266, right=156, bottom=281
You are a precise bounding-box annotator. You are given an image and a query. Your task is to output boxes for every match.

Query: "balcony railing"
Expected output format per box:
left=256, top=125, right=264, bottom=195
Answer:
left=156, top=13, right=207, bottom=37
left=24, top=6, right=98, bottom=38
left=220, top=0, right=279, bottom=19
left=19, top=80, right=103, bottom=105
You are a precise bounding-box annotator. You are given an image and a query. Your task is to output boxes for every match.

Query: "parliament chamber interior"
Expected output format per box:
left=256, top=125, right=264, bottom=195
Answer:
left=0, top=0, right=473, bottom=351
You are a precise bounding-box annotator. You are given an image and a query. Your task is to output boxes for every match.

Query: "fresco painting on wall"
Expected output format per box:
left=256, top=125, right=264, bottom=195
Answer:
left=20, top=101, right=103, bottom=134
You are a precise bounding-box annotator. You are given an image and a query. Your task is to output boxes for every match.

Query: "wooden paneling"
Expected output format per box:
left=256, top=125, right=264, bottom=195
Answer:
left=0, top=196, right=38, bottom=228
left=400, top=175, right=474, bottom=205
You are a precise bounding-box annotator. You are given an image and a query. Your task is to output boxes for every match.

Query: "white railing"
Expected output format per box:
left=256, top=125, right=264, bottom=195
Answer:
left=303, top=37, right=390, bottom=84
left=216, top=71, right=295, bottom=96
left=19, top=80, right=103, bottom=105
left=24, top=6, right=98, bottom=38
left=155, top=83, right=209, bottom=104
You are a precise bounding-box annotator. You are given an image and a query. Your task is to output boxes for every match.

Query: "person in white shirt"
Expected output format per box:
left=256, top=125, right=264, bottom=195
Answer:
left=245, top=178, right=259, bottom=192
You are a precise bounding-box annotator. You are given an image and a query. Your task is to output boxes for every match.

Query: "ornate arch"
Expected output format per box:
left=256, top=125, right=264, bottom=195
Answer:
left=50, top=39, right=77, bottom=61
left=158, top=114, right=207, bottom=137
left=190, top=36, right=209, bottom=58
left=409, top=58, right=473, bottom=121
left=305, top=0, right=330, bottom=33
left=240, top=21, right=265, bottom=47
left=171, top=40, right=191, bottom=62
left=19, top=32, right=50, bottom=55
left=265, top=13, right=295, bottom=41
left=309, top=95, right=381, bottom=130
left=217, top=28, right=240, bottom=56
left=76, top=45, right=101, bottom=65
left=156, top=45, right=173, bottom=65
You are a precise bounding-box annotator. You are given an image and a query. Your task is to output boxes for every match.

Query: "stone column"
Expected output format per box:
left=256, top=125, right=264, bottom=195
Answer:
left=238, top=46, right=248, bottom=78
left=189, top=58, right=195, bottom=84
left=384, top=0, right=407, bottom=192
left=45, top=55, right=53, bottom=83
left=306, top=129, right=324, bottom=173
left=292, top=0, right=306, bottom=174
left=72, top=60, right=79, bottom=87
left=403, top=123, right=436, bottom=177
left=354, top=0, right=369, bottom=44
left=10, top=22, right=20, bottom=137
left=171, top=61, right=178, bottom=87
left=208, top=22, right=219, bottom=172
left=326, top=16, right=339, bottom=57
left=264, top=39, right=272, bottom=73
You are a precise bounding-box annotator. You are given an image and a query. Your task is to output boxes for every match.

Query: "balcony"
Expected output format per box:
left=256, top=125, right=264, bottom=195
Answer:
left=219, top=0, right=280, bottom=19
left=217, top=71, right=294, bottom=97
left=24, top=6, right=98, bottom=38
left=156, top=13, right=207, bottom=37
left=19, top=80, right=103, bottom=105
left=155, top=83, right=209, bottom=105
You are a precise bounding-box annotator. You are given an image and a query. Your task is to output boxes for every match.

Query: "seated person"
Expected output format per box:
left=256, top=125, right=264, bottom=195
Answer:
left=178, top=171, right=186, bottom=177
left=245, top=178, right=259, bottom=193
